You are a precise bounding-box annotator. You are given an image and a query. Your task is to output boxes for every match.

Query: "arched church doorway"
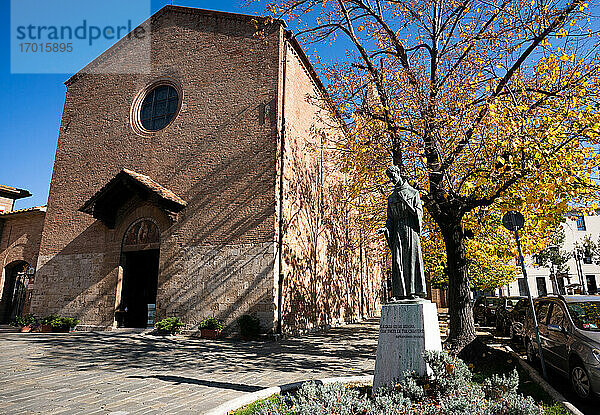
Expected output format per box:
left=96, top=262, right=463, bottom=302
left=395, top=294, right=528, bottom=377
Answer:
left=118, top=219, right=160, bottom=328
left=0, top=261, right=29, bottom=323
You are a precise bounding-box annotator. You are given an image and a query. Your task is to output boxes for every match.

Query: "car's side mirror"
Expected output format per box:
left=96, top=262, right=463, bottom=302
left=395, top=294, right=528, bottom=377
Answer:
left=548, top=324, right=566, bottom=333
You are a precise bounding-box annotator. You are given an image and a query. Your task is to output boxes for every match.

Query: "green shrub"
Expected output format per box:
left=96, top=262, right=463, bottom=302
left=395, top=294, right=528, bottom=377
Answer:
left=12, top=314, right=39, bottom=327
left=199, top=317, right=223, bottom=330
left=543, top=403, right=569, bottom=415
left=243, top=351, right=546, bottom=415
left=482, top=369, right=519, bottom=400
left=422, top=349, right=472, bottom=397
left=48, top=316, right=80, bottom=331
left=41, top=314, right=59, bottom=326
left=155, top=317, right=184, bottom=335
left=238, top=314, right=261, bottom=338
left=12, top=314, right=79, bottom=331
left=289, top=382, right=370, bottom=415
left=235, top=395, right=290, bottom=415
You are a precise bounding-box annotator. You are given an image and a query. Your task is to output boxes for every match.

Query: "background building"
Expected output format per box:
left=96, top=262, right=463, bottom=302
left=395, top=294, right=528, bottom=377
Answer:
left=0, top=186, right=45, bottom=323
left=502, top=214, right=600, bottom=297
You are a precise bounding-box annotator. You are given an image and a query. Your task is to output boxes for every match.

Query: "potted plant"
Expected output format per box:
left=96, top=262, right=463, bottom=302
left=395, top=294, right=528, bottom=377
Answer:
left=49, top=316, right=80, bottom=333
left=198, top=317, right=223, bottom=339
left=12, top=314, right=39, bottom=332
left=154, top=317, right=184, bottom=335
left=37, top=315, right=57, bottom=333
left=238, top=314, right=261, bottom=340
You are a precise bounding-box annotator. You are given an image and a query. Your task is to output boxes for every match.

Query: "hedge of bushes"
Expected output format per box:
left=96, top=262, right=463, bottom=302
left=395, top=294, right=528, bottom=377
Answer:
left=241, top=351, right=547, bottom=415
left=154, top=317, right=185, bottom=335
left=12, top=314, right=79, bottom=332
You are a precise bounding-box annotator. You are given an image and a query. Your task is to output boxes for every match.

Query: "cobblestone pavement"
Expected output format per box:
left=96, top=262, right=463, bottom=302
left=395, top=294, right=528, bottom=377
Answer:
left=0, top=319, right=378, bottom=415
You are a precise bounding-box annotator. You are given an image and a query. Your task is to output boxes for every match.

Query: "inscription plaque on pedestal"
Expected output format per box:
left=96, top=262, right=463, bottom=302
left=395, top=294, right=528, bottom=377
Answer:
left=373, top=299, right=442, bottom=390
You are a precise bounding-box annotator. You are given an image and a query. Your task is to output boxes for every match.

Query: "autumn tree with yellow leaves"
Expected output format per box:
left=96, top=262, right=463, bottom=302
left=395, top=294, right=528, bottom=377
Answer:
left=259, top=0, right=600, bottom=350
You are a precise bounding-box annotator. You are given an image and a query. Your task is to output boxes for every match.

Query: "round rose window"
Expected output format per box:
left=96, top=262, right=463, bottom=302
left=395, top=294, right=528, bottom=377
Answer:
left=140, top=85, right=179, bottom=131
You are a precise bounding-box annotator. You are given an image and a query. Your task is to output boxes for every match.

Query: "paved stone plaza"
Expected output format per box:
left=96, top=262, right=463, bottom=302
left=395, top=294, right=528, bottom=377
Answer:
left=0, top=320, right=378, bottom=414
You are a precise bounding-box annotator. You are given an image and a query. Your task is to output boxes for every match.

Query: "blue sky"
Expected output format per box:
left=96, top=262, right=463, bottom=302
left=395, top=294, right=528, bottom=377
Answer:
left=0, top=0, right=265, bottom=210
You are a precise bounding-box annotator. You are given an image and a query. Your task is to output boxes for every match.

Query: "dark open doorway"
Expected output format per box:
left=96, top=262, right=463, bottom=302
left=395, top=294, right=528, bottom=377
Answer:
left=120, top=250, right=159, bottom=328
left=0, top=261, right=28, bottom=324
left=587, top=275, right=598, bottom=294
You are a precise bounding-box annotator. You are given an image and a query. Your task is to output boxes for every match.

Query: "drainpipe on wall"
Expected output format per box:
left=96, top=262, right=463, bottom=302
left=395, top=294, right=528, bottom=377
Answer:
left=276, top=34, right=289, bottom=335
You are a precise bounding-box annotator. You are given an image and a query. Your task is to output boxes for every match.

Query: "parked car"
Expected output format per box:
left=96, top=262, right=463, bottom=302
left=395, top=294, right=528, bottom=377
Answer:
left=495, top=296, right=527, bottom=338
left=523, top=295, right=600, bottom=400
left=473, top=296, right=502, bottom=326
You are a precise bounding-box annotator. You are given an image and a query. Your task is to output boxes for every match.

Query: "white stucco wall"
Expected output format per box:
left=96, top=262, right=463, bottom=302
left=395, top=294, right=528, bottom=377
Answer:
left=500, top=214, right=600, bottom=297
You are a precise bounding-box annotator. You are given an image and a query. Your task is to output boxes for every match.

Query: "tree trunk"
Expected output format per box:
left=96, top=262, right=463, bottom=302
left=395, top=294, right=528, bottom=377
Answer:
left=441, top=222, right=476, bottom=352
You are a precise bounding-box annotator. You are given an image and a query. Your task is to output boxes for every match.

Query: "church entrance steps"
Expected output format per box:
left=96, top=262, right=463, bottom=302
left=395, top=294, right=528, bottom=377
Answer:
left=111, top=327, right=153, bottom=334
left=0, top=324, right=18, bottom=333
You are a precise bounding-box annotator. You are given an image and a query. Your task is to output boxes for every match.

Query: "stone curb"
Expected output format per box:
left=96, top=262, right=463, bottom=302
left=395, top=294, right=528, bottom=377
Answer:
left=202, top=375, right=373, bottom=415
left=504, top=345, right=584, bottom=415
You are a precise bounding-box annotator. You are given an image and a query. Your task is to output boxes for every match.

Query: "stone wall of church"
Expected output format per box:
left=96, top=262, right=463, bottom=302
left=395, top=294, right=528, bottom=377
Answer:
left=160, top=242, right=276, bottom=333
left=277, top=41, right=384, bottom=334
left=32, top=252, right=115, bottom=326
left=29, top=7, right=282, bottom=331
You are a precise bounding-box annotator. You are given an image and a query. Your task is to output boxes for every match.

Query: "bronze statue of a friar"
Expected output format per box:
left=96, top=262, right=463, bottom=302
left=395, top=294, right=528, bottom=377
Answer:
left=379, top=165, right=426, bottom=299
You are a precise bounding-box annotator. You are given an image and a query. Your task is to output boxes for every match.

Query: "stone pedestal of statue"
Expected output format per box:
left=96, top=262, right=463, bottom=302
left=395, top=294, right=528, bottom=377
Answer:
left=373, top=299, right=442, bottom=391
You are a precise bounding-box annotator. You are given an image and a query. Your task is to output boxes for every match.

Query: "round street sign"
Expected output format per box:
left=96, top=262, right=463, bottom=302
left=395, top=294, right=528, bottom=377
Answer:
left=502, top=211, right=525, bottom=231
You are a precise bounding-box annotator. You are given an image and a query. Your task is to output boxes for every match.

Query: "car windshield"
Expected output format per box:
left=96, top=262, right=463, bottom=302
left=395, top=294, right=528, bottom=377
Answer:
left=506, top=299, right=521, bottom=308
left=486, top=298, right=501, bottom=306
left=566, top=302, right=600, bottom=331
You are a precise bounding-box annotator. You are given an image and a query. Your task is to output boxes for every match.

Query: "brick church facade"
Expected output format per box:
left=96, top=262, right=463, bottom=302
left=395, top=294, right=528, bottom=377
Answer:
left=0, top=6, right=383, bottom=334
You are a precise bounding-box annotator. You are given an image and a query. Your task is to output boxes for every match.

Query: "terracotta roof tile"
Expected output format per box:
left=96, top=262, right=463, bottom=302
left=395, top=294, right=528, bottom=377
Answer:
left=122, top=169, right=187, bottom=207
left=79, top=169, right=187, bottom=228
left=0, top=206, right=46, bottom=217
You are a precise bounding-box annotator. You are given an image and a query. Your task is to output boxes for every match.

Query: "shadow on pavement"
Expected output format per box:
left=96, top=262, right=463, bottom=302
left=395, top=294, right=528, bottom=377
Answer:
left=127, top=374, right=263, bottom=392
left=0, top=319, right=379, bottom=376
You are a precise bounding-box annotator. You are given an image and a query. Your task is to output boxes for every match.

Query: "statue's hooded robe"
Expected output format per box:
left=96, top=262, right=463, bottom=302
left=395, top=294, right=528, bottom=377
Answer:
left=385, top=180, right=426, bottom=298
